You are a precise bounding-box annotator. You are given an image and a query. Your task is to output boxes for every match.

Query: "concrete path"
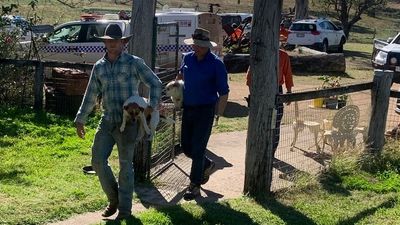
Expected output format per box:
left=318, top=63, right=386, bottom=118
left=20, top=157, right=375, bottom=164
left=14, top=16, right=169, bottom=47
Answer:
left=48, top=131, right=249, bottom=225
left=48, top=130, right=326, bottom=225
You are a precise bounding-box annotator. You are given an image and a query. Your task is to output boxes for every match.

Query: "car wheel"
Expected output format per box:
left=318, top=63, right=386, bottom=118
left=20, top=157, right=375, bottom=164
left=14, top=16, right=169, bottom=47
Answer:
left=321, top=40, right=328, bottom=53
left=337, top=37, right=345, bottom=53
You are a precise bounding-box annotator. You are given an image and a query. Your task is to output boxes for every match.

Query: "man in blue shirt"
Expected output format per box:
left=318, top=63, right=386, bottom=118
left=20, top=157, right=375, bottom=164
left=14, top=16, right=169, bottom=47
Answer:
left=177, top=28, right=229, bottom=201
left=74, top=24, right=162, bottom=220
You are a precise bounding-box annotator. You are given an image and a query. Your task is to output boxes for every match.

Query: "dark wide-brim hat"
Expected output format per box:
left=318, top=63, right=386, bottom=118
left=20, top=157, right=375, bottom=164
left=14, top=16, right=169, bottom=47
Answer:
left=96, top=23, right=132, bottom=40
left=184, top=28, right=217, bottom=48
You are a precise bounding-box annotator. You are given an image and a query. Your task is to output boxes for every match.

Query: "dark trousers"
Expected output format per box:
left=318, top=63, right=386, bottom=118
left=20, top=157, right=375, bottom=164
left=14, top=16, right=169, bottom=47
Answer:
left=181, top=104, right=215, bottom=185
left=274, top=86, right=284, bottom=154
left=247, top=86, right=283, bottom=154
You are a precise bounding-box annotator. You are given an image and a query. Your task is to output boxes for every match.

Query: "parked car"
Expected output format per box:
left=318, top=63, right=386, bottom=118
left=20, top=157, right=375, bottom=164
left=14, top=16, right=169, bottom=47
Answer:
left=372, top=32, right=400, bottom=75
left=287, top=18, right=346, bottom=53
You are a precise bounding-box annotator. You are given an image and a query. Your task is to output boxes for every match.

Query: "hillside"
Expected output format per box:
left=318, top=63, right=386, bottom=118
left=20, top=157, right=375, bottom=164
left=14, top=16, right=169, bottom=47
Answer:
left=6, top=0, right=400, bottom=42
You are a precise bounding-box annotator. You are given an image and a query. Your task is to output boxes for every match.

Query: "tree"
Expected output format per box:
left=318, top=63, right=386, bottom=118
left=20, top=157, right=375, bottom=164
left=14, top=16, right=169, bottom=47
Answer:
left=243, top=0, right=282, bottom=198
left=129, top=0, right=156, bottom=181
left=319, top=0, right=387, bottom=38
left=295, top=0, right=309, bottom=19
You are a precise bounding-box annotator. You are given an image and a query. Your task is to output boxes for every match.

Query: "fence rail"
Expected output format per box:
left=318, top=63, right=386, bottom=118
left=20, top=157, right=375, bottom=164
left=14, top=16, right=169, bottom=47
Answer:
left=276, top=81, right=373, bottom=103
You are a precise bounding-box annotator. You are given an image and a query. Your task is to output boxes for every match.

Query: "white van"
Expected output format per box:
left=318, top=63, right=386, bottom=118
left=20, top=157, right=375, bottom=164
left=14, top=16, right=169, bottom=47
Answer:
left=155, top=10, right=224, bottom=67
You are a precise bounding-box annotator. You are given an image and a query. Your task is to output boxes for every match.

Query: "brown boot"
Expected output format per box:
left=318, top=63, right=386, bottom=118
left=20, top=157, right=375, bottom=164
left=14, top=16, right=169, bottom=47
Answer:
left=101, top=203, right=118, bottom=217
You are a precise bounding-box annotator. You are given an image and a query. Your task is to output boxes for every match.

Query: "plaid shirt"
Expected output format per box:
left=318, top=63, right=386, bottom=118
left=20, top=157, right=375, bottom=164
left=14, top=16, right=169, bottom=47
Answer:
left=75, top=52, right=162, bottom=124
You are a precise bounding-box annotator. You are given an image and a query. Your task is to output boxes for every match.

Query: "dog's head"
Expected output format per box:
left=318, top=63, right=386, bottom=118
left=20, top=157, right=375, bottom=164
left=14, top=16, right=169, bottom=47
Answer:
left=165, top=80, right=183, bottom=98
left=124, top=102, right=144, bottom=121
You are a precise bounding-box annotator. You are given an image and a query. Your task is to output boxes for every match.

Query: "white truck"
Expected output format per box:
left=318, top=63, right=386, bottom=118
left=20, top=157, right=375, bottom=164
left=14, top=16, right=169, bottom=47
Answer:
left=372, top=32, right=400, bottom=75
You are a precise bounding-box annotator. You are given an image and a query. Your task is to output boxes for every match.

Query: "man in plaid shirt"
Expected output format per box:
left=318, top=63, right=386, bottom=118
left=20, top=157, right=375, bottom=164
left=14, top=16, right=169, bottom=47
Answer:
left=74, top=24, right=162, bottom=220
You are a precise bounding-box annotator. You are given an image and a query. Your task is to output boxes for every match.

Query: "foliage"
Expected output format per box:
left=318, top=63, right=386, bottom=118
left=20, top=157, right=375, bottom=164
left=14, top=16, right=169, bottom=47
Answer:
left=318, top=75, right=341, bottom=89
left=317, top=75, right=348, bottom=101
left=323, top=146, right=400, bottom=193
left=317, top=0, right=388, bottom=37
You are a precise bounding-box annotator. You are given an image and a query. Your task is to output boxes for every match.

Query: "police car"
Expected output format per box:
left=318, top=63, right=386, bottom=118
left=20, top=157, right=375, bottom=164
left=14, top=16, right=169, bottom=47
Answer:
left=29, top=14, right=130, bottom=64
left=21, top=12, right=223, bottom=66
left=372, top=32, right=400, bottom=74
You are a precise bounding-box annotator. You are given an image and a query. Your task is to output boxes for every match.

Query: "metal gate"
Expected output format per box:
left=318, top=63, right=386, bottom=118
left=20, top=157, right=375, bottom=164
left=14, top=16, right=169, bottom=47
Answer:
left=150, top=22, right=182, bottom=178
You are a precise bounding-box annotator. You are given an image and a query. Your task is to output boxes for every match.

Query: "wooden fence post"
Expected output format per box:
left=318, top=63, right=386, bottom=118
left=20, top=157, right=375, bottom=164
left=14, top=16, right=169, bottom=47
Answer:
left=129, top=0, right=156, bottom=182
left=366, top=70, right=393, bottom=153
left=34, top=62, right=44, bottom=111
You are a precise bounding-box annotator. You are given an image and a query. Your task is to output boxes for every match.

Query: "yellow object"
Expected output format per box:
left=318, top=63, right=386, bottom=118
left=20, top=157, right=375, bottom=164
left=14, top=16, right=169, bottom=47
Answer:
left=313, top=98, right=324, bottom=108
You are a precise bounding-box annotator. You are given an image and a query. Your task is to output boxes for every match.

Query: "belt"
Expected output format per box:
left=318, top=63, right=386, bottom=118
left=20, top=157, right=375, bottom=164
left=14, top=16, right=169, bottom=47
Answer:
left=183, top=103, right=215, bottom=109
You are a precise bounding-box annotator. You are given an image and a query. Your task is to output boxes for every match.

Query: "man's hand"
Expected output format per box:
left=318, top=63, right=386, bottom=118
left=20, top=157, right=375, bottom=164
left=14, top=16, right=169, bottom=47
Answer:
left=144, top=106, right=154, bottom=118
left=75, top=122, right=86, bottom=139
left=214, top=115, right=220, bottom=126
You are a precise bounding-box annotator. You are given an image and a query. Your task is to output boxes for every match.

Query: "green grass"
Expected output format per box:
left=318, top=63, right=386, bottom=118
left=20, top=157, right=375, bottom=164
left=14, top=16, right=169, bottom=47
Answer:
left=92, top=145, right=400, bottom=225
left=0, top=107, right=117, bottom=224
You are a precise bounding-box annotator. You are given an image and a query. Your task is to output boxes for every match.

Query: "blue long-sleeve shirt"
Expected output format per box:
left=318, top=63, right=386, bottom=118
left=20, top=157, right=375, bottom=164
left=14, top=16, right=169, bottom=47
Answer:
left=180, top=50, right=229, bottom=106
left=75, top=52, right=162, bottom=124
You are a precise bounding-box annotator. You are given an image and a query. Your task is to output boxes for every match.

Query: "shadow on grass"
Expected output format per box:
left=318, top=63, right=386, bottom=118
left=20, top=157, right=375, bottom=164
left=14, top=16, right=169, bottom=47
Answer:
left=350, top=24, right=375, bottom=35
left=104, top=215, right=143, bottom=225
left=319, top=172, right=352, bottom=196
left=157, top=202, right=259, bottom=225
left=224, top=101, right=249, bottom=118
left=0, top=169, right=30, bottom=185
left=259, top=196, right=318, bottom=225
left=338, top=198, right=396, bottom=225
left=343, top=49, right=372, bottom=59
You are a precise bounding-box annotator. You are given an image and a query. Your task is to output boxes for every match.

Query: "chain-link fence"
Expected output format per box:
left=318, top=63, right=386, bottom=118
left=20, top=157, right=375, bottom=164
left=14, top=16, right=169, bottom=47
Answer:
left=272, top=84, right=373, bottom=190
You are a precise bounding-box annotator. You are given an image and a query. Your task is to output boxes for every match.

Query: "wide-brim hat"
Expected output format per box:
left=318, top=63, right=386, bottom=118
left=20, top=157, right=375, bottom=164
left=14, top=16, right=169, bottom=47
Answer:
left=184, top=28, right=217, bottom=48
left=96, top=23, right=132, bottom=40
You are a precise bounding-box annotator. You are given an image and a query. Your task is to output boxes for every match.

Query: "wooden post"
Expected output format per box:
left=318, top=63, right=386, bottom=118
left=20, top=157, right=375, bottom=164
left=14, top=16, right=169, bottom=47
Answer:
left=33, top=62, right=44, bottom=111
left=244, top=0, right=282, bottom=198
left=366, top=70, right=393, bottom=154
left=129, top=0, right=156, bottom=181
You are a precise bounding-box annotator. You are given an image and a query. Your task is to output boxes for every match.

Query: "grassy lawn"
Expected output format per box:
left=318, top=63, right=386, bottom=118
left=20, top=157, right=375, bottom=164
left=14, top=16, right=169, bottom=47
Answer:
left=1, top=106, right=400, bottom=225
left=0, top=108, right=115, bottom=224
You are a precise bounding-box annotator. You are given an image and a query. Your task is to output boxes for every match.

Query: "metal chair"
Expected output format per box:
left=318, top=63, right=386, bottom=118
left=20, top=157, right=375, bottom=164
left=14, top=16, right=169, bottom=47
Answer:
left=322, top=105, right=360, bottom=152
left=290, top=101, right=321, bottom=152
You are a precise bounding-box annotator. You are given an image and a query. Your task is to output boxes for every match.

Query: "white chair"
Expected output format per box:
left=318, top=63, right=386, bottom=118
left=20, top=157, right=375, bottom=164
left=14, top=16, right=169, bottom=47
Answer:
left=290, top=101, right=321, bottom=152
left=322, top=105, right=360, bottom=152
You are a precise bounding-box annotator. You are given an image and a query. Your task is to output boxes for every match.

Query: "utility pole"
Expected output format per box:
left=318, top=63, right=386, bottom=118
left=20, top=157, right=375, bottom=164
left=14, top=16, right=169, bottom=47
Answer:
left=243, top=0, right=282, bottom=199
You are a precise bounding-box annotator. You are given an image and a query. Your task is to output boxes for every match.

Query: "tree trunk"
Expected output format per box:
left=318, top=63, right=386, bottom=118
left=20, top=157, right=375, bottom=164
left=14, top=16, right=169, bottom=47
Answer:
left=243, top=0, right=282, bottom=198
left=295, top=0, right=309, bottom=19
left=129, top=0, right=156, bottom=182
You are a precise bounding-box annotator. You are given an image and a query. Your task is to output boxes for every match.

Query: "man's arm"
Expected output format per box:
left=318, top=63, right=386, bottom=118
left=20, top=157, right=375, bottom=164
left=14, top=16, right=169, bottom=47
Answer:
left=75, top=122, right=85, bottom=139
left=216, top=94, right=229, bottom=116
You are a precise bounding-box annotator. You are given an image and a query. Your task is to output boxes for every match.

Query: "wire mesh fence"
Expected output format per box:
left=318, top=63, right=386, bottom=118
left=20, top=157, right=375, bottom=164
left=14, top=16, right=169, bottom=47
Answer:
left=0, top=64, right=35, bottom=108
left=272, top=89, right=372, bottom=190
left=386, top=82, right=400, bottom=139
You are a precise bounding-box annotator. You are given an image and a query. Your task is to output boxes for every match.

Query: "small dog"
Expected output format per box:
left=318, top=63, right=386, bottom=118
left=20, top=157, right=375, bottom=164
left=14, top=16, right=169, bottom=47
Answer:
left=165, top=80, right=184, bottom=109
left=120, top=95, right=174, bottom=141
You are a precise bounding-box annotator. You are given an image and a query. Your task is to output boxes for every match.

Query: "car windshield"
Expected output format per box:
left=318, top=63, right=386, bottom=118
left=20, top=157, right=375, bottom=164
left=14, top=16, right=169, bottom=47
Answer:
left=393, top=33, right=400, bottom=44
left=290, top=23, right=316, bottom=32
